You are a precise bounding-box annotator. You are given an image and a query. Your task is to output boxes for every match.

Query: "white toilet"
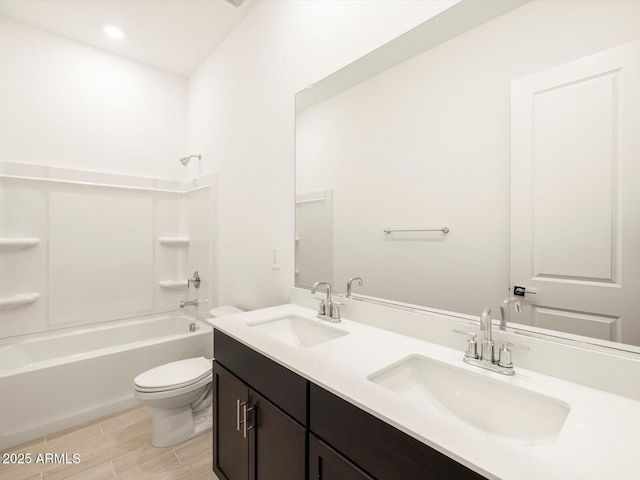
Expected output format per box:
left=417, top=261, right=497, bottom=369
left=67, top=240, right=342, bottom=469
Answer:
left=133, top=306, right=244, bottom=447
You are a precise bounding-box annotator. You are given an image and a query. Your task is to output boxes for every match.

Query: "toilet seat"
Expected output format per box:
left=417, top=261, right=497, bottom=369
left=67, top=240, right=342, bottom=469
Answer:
left=134, top=373, right=212, bottom=401
left=134, top=357, right=212, bottom=393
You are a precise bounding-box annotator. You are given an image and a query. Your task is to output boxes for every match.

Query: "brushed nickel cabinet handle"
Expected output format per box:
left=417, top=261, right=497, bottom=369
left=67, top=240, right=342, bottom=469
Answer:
left=243, top=403, right=255, bottom=439
left=236, top=399, right=242, bottom=432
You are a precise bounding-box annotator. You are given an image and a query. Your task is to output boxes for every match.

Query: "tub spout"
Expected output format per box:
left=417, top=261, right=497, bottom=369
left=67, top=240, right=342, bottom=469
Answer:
left=180, top=299, right=198, bottom=308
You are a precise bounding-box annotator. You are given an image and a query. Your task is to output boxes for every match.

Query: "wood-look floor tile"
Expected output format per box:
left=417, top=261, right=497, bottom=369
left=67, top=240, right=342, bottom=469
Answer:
left=0, top=424, right=100, bottom=480
left=41, top=425, right=151, bottom=480
left=100, top=406, right=152, bottom=435
left=65, top=461, right=114, bottom=480
left=195, top=472, right=220, bottom=480
left=1, top=405, right=215, bottom=480
left=157, top=451, right=212, bottom=480
left=0, top=467, right=41, bottom=480
left=0, top=451, right=45, bottom=480
left=181, top=450, right=213, bottom=480
left=112, top=451, right=181, bottom=480
left=173, top=433, right=211, bottom=464
left=111, top=442, right=173, bottom=476
left=0, top=439, right=47, bottom=480
left=0, top=405, right=151, bottom=480
left=44, top=423, right=103, bottom=451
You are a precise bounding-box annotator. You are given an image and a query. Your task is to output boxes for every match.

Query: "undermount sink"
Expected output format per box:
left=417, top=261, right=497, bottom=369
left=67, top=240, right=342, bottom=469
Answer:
left=368, top=355, right=570, bottom=446
left=248, top=314, right=349, bottom=348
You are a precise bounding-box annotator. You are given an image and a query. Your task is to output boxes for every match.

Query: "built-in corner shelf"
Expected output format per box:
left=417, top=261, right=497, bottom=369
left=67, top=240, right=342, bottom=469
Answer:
left=0, top=293, right=40, bottom=308
left=159, top=280, right=188, bottom=289
left=0, top=238, right=40, bottom=251
left=158, top=237, right=189, bottom=245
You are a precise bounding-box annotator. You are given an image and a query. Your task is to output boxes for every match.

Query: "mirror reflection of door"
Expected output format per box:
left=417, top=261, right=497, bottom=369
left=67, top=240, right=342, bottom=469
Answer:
left=510, top=39, right=640, bottom=345
left=295, top=190, right=334, bottom=289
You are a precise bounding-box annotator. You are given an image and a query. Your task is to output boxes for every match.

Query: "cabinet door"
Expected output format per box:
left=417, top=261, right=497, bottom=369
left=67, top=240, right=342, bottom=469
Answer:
left=309, top=434, right=374, bottom=480
left=214, top=364, right=249, bottom=480
left=310, top=384, right=485, bottom=480
left=249, top=389, right=306, bottom=480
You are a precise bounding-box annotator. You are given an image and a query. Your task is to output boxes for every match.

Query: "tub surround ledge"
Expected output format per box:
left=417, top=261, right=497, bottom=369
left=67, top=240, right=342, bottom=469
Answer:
left=0, top=293, right=40, bottom=308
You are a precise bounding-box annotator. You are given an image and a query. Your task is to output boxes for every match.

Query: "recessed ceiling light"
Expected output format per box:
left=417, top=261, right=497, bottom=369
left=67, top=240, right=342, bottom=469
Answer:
left=103, top=25, right=124, bottom=39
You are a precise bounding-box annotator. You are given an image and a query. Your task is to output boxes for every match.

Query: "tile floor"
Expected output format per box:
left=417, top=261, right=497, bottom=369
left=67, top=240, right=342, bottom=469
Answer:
left=0, top=405, right=218, bottom=480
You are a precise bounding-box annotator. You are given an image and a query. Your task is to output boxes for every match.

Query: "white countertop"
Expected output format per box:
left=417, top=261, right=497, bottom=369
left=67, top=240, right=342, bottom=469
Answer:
left=208, top=303, right=640, bottom=480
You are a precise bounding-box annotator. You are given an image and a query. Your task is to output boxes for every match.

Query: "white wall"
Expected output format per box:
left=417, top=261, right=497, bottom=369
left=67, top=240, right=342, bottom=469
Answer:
left=187, top=0, right=460, bottom=310
left=295, top=0, right=640, bottom=317
left=0, top=16, right=188, bottom=180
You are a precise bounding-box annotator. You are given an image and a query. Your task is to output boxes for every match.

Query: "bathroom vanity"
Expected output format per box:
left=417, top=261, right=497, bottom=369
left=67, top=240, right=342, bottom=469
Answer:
left=208, top=303, right=640, bottom=480
left=213, top=328, right=481, bottom=480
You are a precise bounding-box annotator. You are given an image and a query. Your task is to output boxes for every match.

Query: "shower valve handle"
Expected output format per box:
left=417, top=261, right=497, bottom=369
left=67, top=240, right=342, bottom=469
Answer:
left=188, top=271, right=201, bottom=289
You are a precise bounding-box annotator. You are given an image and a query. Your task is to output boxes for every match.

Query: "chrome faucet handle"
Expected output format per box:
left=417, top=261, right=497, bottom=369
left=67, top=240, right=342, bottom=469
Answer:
left=498, top=342, right=530, bottom=368
left=331, top=301, right=347, bottom=319
left=317, top=299, right=327, bottom=316
left=453, top=329, right=478, bottom=359
left=329, top=302, right=343, bottom=321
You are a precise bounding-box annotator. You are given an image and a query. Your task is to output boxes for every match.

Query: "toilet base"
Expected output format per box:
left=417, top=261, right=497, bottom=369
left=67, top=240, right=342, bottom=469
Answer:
left=150, top=404, right=212, bottom=448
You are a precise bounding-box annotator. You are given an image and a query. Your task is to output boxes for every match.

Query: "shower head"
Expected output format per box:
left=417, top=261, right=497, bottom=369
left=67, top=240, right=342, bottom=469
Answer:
left=179, top=154, right=201, bottom=166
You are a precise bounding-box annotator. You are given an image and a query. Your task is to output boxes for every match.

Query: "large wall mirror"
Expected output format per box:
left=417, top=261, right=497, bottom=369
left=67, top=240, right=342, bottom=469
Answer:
left=295, top=0, right=640, bottom=352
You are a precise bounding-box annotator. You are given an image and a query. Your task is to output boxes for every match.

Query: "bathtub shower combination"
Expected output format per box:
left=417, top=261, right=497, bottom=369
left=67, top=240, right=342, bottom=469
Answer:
left=0, top=312, right=212, bottom=449
left=0, top=163, right=217, bottom=450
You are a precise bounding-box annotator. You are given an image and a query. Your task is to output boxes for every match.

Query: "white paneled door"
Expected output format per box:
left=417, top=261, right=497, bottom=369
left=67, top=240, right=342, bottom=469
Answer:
left=511, top=40, right=640, bottom=345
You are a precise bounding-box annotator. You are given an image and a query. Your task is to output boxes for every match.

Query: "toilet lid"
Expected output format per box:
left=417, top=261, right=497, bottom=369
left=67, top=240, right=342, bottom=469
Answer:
left=134, top=357, right=211, bottom=391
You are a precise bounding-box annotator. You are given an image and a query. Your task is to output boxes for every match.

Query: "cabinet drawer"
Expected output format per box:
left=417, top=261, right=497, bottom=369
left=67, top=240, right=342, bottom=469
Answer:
left=215, top=329, right=308, bottom=425
left=310, top=384, right=486, bottom=480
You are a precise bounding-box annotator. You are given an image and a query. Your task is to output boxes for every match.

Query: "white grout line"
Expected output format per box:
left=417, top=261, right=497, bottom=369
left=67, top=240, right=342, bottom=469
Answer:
left=110, top=460, right=117, bottom=478
left=173, top=450, right=183, bottom=465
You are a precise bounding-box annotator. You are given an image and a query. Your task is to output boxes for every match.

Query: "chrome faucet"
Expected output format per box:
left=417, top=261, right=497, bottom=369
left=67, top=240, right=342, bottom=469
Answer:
left=454, top=306, right=529, bottom=376
left=180, top=299, right=198, bottom=308
left=311, top=281, right=342, bottom=323
left=346, top=277, right=363, bottom=298
left=500, top=297, right=522, bottom=330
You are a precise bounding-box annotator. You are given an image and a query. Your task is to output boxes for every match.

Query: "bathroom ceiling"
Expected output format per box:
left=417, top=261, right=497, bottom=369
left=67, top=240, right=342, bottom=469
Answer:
left=0, top=0, right=255, bottom=77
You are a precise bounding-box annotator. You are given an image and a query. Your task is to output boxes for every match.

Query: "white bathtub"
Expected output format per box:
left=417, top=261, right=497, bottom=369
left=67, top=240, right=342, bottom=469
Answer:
left=0, top=312, right=213, bottom=449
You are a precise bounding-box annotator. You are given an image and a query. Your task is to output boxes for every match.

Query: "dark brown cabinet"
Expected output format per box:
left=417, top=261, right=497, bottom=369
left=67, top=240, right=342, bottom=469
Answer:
left=213, top=329, right=486, bottom=480
left=213, top=364, right=306, bottom=480
left=214, top=365, right=250, bottom=480
left=250, top=389, right=306, bottom=480
left=213, top=331, right=307, bottom=480
left=309, top=384, right=485, bottom=480
left=309, top=434, right=374, bottom=480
